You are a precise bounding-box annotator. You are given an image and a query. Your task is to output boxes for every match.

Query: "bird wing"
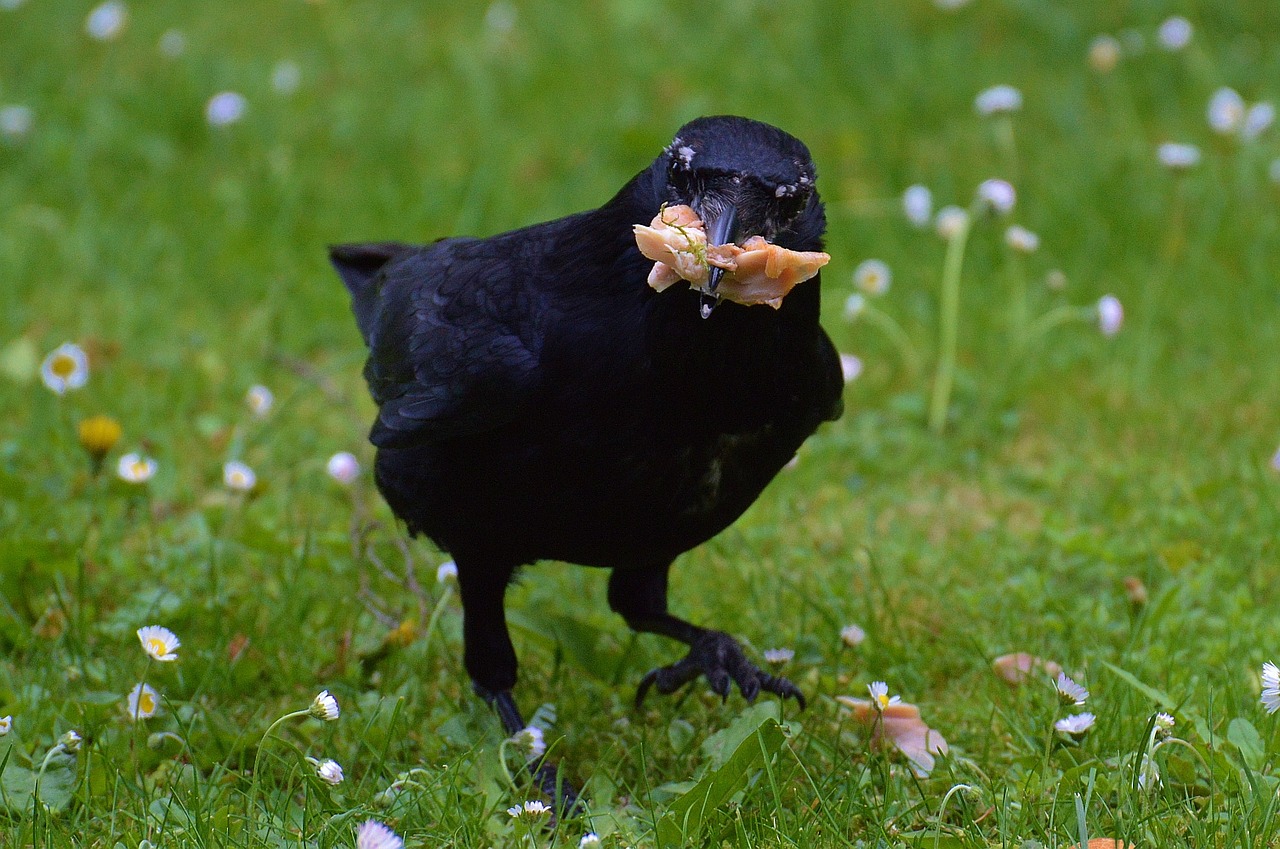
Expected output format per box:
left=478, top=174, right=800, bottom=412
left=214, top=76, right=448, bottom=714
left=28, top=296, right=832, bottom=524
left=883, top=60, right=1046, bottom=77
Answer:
left=361, top=241, right=544, bottom=448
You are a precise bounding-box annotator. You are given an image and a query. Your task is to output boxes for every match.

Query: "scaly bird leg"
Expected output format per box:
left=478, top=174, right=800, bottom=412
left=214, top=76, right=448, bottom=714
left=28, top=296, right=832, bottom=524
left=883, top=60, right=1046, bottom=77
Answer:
left=607, top=565, right=805, bottom=709
left=457, top=558, right=579, bottom=813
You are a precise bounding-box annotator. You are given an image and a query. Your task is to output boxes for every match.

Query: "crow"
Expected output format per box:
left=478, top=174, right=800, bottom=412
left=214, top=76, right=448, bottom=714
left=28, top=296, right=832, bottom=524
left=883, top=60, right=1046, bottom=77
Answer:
left=330, top=115, right=844, bottom=800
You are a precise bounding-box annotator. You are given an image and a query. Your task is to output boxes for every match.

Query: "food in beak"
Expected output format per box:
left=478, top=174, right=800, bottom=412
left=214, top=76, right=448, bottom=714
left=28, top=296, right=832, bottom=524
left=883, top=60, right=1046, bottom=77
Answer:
left=633, top=205, right=830, bottom=309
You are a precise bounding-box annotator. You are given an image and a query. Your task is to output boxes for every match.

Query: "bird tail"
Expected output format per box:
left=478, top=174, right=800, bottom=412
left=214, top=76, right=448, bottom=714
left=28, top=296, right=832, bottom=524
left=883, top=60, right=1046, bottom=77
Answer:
left=329, top=242, right=413, bottom=343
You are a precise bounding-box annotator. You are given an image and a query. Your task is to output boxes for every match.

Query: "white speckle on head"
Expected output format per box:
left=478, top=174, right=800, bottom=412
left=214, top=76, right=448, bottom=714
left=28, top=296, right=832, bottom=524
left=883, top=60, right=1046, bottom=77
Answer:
left=677, top=145, right=695, bottom=165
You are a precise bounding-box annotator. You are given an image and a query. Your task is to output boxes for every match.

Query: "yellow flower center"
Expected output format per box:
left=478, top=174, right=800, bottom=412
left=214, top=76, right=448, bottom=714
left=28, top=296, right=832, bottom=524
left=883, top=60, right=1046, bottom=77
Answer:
left=138, top=691, right=155, bottom=714
left=147, top=638, right=168, bottom=657
left=875, top=693, right=890, bottom=710
left=51, top=354, right=77, bottom=379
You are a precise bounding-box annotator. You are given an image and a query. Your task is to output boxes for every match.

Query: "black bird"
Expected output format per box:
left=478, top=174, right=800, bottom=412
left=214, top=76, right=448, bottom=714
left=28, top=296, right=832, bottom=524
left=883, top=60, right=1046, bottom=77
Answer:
left=331, top=115, right=844, bottom=799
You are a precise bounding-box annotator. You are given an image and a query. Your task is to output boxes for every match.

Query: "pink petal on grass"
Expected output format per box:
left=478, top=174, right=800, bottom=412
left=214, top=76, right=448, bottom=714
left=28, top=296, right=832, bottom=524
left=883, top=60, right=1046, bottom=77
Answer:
left=992, top=652, right=1063, bottom=685
left=837, top=696, right=949, bottom=776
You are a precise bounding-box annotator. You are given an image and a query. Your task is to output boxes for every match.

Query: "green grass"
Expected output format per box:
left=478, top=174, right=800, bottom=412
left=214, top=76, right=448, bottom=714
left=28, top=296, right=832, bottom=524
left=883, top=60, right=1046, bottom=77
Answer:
left=4, top=0, right=1280, bottom=845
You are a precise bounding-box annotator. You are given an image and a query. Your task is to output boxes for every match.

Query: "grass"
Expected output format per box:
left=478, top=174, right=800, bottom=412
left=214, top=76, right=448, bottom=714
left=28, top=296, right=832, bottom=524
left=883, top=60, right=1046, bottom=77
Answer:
left=3, top=0, right=1280, bottom=845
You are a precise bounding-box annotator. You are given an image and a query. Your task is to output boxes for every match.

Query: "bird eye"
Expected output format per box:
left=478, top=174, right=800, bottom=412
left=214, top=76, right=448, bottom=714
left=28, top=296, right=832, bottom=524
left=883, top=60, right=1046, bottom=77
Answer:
left=774, top=185, right=810, bottom=222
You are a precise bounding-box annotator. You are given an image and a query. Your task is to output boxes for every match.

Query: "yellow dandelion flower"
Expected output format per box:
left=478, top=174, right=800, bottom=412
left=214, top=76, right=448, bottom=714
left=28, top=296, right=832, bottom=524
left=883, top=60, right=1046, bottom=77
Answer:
left=78, top=415, right=122, bottom=462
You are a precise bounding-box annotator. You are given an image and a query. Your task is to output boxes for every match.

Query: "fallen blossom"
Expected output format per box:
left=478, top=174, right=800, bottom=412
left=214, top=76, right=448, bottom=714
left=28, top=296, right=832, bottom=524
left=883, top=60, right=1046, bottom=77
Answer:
left=991, top=652, right=1062, bottom=684
left=837, top=695, right=949, bottom=776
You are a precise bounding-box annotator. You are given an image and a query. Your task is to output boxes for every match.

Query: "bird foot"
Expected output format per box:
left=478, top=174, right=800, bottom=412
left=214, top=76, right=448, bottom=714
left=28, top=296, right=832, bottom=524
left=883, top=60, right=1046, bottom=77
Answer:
left=634, top=630, right=806, bottom=709
left=529, top=760, right=581, bottom=820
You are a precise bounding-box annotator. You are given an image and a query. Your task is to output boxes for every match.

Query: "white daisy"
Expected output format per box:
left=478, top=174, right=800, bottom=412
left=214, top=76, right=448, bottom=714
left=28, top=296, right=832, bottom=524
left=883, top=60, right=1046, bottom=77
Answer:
left=436, top=561, right=458, bottom=584
left=137, top=625, right=180, bottom=662
left=1153, top=712, right=1175, bottom=736
left=842, top=293, right=867, bottom=321
left=245, top=384, right=273, bottom=417
left=507, top=799, right=552, bottom=819
left=0, top=716, right=11, bottom=735
left=1097, top=294, right=1123, bottom=336
left=868, top=681, right=901, bottom=712
left=1054, top=712, right=1095, bottom=736
left=976, top=179, right=1016, bottom=215
left=839, top=354, right=863, bottom=384
left=310, top=689, right=340, bottom=721
left=206, top=92, right=247, bottom=127
left=126, top=683, right=160, bottom=721
left=1088, top=35, right=1121, bottom=74
left=934, top=205, right=970, bottom=241
left=1004, top=225, right=1040, bottom=253
left=763, top=648, right=794, bottom=665
left=840, top=624, right=866, bottom=647
left=1261, top=661, right=1280, bottom=714
left=902, top=184, right=932, bottom=228
left=355, top=820, right=403, bottom=849
left=853, top=259, right=892, bottom=296
left=484, top=1, right=518, bottom=33
left=974, top=84, right=1023, bottom=116
left=1207, top=87, right=1246, bottom=135
left=511, top=725, right=546, bottom=760
left=1156, top=16, right=1192, bottom=51
left=1271, top=445, right=1280, bottom=473
left=85, top=1, right=126, bottom=41
left=223, top=460, right=257, bottom=492
left=59, top=730, right=83, bottom=752
left=117, top=453, right=157, bottom=484
left=326, top=452, right=361, bottom=484
left=0, top=104, right=33, bottom=140
left=579, top=834, right=602, bottom=849
left=1156, top=142, right=1201, bottom=171
left=934, top=0, right=972, bottom=11
left=271, top=61, right=301, bottom=95
left=157, top=29, right=186, bottom=58
left=40, top=342, right=89, bottom=395
left=1055, top=672, right=1089, bottom=706
left=1243, top=102, right=1275, bottom=141
left=315, top=758, right=344, bottom=785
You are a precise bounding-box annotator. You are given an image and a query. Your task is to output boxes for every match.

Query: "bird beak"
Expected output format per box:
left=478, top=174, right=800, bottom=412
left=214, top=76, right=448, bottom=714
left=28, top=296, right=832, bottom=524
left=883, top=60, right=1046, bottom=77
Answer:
left=703, top=203, right=739, bottom=294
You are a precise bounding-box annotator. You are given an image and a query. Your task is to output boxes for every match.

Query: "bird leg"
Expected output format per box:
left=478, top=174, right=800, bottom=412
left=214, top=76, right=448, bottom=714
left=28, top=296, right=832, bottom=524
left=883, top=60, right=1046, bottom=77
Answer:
left=473, top=685, right=580, bottom=812
left=456, top=562, right=580, bottom=813
left=608, top=566, right=806, bottom=709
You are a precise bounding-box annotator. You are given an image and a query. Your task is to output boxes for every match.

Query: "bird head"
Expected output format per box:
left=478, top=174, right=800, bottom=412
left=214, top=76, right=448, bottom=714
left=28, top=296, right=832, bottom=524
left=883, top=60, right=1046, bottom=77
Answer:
left=653, top=116, right=823, bottom=294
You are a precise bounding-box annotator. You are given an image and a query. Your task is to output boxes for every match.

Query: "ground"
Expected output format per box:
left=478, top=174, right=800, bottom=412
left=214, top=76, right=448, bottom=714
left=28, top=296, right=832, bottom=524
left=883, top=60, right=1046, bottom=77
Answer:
left=3, top=0, right=1280, bottom=846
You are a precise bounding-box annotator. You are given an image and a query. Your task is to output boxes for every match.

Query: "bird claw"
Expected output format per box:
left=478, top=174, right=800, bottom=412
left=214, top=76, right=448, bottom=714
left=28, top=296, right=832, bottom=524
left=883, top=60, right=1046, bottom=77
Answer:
left=530, top=761, right=582, bottom=821
left=634, top=630, right=806, bottom=710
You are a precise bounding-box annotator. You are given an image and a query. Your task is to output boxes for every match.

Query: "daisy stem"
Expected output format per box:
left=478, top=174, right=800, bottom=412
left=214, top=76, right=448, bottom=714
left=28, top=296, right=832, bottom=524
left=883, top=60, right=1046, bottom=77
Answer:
left=247, top=708, right=311, bottom=825
left=496, top=738, right=516, bottom=790
left=33, top=742, right=69, bottom=812
left=934, top=784, right=975, bottom=848
left=131, top=657, right=155, bottom=789
left=1006, top=252, right=1029, bottom=354
left=927, top=210, right=973, bottom=434
left=419, top=584, right=454, bottom=666
left=861, top=304, right=922, bottom=381
left=1022, top=305, right=1095, bottom=344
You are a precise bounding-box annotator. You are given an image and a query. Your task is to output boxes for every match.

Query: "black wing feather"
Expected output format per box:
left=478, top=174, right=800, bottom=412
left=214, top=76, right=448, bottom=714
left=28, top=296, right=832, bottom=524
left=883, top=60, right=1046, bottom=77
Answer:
left=360, top=240, right=543, bottom=448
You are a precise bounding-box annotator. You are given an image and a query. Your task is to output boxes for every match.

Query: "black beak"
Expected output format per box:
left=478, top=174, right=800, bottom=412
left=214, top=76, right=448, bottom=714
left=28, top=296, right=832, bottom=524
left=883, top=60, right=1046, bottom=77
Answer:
left=703, top=203, right=739, bottom=294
